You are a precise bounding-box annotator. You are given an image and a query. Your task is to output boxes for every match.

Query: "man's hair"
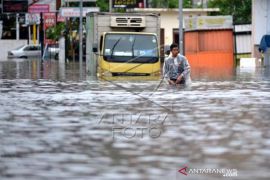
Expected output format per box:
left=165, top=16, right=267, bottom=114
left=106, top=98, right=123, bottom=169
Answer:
left=170, top=43, right=179, bottom=51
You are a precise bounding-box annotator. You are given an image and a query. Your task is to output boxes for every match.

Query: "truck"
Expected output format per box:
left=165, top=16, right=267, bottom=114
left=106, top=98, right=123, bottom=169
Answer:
left=86, top=12, right=161, bottom=77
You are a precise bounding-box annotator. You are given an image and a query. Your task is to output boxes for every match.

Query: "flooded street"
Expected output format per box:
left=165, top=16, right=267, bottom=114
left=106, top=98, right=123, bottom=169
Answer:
left=1, top=59, right=270, bottom=180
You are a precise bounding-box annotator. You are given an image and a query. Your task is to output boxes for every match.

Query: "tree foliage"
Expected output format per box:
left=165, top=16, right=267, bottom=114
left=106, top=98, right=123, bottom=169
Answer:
left=94, top=0, right=251, bottom=24
left=96, top=0, right=109, bottom=12
left=150, top=0, right=192, bottom=8
left=46, top=23, right=66, bottom=41
left=208, top=0, right=251, bottom=24
left=95, top=0, right=193, bottom=11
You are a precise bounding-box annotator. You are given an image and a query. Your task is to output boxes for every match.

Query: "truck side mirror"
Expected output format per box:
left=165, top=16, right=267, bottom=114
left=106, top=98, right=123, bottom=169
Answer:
left=92, top=43, right=98, bottom=53
left=93, top=47, right=98, bottom=53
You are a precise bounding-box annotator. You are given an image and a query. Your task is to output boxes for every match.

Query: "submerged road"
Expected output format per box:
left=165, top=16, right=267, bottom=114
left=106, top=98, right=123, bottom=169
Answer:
left=0, top=59, right=270, bottom=180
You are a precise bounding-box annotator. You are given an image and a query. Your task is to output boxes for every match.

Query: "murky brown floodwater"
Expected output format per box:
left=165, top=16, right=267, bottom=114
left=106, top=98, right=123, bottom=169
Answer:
left=1, top=59, right=270, bottom=180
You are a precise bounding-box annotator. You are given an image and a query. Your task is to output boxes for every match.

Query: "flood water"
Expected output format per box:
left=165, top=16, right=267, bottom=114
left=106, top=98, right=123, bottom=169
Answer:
left=1, top=58, right=270, bottom=180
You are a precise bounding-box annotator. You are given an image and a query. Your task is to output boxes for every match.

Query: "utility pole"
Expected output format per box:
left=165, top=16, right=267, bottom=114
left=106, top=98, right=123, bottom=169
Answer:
left=203, top=0, right=207, bottom=8
left=79, top=0, right=83, bottom=78
left=178, top=0, right=183, bottom=54
left=40, top=13, right=44, bottom=58
left=109, top=0, right=112, bottom=12
left=16, top=14, right=19, bottom=40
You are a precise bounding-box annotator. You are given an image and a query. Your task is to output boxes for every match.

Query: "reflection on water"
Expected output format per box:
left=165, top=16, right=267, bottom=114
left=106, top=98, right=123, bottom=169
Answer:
left=0, top=59, right=86, bottom=81
left=0, top=58, right=270, bottom=180
left=191, top=66, right=235, bottom=81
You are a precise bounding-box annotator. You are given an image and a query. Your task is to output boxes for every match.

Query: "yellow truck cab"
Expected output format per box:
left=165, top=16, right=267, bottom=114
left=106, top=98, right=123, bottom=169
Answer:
left=99, top=32, right=160, bottom=76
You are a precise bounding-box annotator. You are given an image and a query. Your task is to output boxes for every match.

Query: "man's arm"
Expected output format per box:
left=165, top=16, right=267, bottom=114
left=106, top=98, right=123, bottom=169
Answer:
left=176, top=57, right=190, bottom=83
left=163, top=60, right=169, bottom=80
left=181, top=57, right=191, bottom=77
left=163, top=59, right=175, bottom=85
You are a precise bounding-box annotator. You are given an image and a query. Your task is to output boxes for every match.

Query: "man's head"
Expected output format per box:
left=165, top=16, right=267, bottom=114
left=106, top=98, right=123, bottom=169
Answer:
left=170, top=43, right=179, bottom=57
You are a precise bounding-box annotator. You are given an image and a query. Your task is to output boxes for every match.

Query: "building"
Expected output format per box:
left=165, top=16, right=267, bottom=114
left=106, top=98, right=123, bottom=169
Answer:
left=252, top=0, right=270, bottom=58
left=132, top=8, right=219, bottom=46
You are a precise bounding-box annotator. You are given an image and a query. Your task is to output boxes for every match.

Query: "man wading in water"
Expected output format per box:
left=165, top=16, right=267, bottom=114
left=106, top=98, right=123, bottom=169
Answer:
left=163, top=43, right=191, bottom=85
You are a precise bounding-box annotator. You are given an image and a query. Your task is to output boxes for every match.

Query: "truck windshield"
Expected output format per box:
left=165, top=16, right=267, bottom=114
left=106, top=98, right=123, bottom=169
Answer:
left=103, top=34, right=158, bottom=63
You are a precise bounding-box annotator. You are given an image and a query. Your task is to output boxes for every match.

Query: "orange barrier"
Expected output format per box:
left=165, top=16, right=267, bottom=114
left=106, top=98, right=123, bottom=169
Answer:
left=184, top=29, right=234, bottom=80
left=186, top=52, right=234, bottom=68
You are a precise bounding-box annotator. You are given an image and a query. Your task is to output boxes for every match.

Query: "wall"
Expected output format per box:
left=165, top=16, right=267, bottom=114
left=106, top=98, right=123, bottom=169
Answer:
left=0, top=40, right=28, bottom=60
left=160, top=11, right=208, bottom=46
left=252, top=0, right=269, bottom=45
left=236, top=35, right=252, bottom=54
left=234, top=24, right=252, bottom=54
left=252, top=0, right=270, bottom=56
left=160, top=11, right=177, bottom=46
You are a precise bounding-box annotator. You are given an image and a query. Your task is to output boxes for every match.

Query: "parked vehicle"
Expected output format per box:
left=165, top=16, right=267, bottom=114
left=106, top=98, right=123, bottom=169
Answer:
left=8, top=44, right=59, bottom=59
left=44, top=44, right=60, bottom=59
left=8, top=44, right=41, bottom=58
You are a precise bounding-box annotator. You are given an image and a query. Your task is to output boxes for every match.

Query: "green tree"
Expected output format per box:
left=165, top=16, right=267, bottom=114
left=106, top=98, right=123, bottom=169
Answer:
left=208, top=0, right=251, bottom=24
left=95, top=0, right=193, bottom=11
left=151, top=0, right=192, bottom=8
left=96, top=0, right=109, bottom=12
left=151, top=0, right=167, bottom=8
left=46, top=23, right=66, bottom=41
